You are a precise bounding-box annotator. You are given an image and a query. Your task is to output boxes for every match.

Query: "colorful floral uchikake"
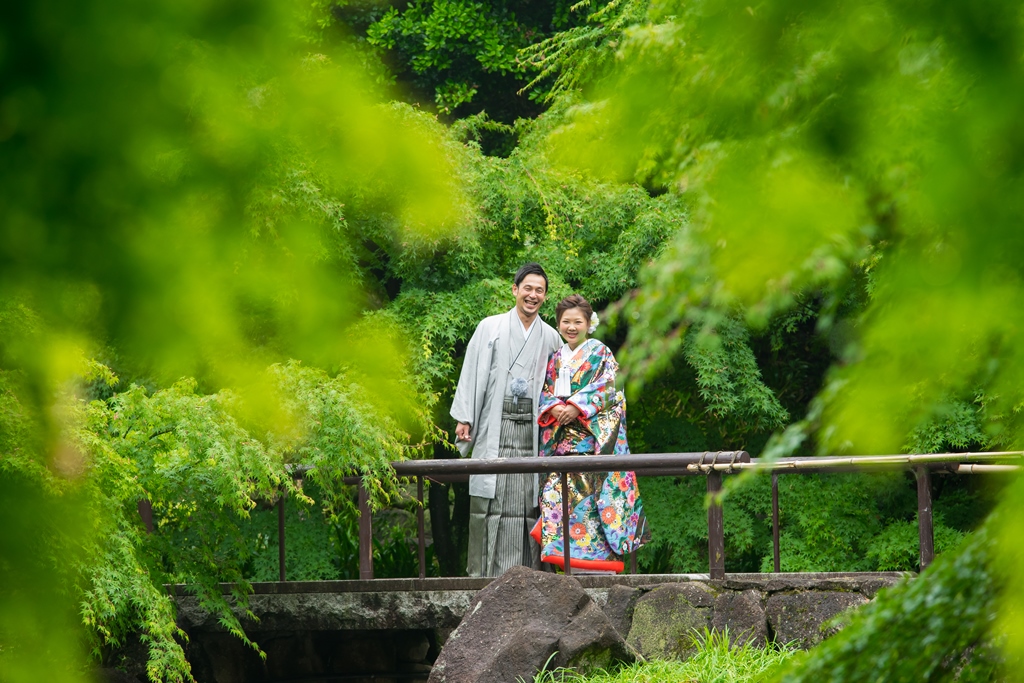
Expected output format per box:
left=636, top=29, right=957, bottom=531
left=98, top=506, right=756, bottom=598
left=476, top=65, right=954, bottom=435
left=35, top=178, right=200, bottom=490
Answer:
left=531, top=338, right=650, bottom=572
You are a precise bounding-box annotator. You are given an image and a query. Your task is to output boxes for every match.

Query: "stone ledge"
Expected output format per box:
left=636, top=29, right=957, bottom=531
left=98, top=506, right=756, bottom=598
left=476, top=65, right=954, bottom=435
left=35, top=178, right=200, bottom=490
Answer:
left=170, top=571, right=910, bottom=596
left=177, top=591, right=476, bottom=632
left=170, top=577, right=495, bottom=596
left=175, top=572, right=907, bottom=637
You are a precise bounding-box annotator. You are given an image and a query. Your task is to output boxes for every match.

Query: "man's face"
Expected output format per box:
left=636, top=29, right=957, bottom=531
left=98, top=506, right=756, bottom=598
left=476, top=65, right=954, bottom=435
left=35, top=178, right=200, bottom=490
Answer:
left=512, top=273, right=547, bottom=319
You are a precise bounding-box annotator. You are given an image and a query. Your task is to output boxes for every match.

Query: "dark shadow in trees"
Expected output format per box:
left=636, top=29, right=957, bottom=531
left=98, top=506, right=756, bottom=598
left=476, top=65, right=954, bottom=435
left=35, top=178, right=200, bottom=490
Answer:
left=428, top=440, right=470, bottom=576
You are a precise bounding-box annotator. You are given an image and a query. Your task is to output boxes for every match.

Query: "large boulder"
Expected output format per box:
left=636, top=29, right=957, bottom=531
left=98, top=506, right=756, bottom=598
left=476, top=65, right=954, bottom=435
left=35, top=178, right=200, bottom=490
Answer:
left=766, top=591, right=868, bottom=649
left=626, top=583, right=715, bottom=660
left=602, top=585, right=641, bottom=638
left=712, top=589, right=768, bottom=647
left=428, top=566, right=637, bottom=683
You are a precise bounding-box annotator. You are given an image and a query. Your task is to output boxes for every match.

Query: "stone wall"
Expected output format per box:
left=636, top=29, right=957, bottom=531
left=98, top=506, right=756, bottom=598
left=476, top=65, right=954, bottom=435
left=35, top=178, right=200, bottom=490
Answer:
left=99, top=573, right=907, bottom=683
left=586, top=574, right=904, bottom=660
left=170, top=587, right=476, bottom=683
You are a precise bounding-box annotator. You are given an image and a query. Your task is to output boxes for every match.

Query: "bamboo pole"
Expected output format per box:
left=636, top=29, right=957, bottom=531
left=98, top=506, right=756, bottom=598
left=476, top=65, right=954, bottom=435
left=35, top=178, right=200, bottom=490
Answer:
left=771, top=472, right=780, bottom=573
left=956, top=464, right=1021, bottom=474
left=358, top=481, right=374, bottom=580
left=707, top=471, right=724, bottom=579
left=915, top=467, right=934, bottom=570
left=687, top=451, right=1024, bottom=473
left=560, top=471, right=572, bottom=576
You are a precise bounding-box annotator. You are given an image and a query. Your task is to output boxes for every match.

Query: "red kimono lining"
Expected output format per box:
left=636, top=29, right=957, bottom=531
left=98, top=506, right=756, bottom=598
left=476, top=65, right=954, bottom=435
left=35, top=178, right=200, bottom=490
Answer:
left=531, top=518, right=625, bottom=573
left=540, top=553, right=625, bottom=573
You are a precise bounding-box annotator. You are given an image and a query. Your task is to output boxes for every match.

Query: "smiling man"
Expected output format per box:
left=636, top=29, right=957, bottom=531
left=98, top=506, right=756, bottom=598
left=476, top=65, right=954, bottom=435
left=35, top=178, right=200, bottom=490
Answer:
left=450, top=263, right=562, bottom=577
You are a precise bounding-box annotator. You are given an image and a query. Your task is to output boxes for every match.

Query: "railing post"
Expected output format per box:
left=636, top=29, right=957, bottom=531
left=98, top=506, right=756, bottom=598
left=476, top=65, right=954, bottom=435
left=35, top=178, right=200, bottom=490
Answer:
left=707, top=471, right=724, bottom=579
left=416, top=476, right=426, bottom=580
left=560, top=471, right=572, bottom=576
left=915, top=466, right=934, bottom=571
left=137, top=499, right=154, bottom=534
left=771, top=472, right=780, bottom=573
left=358, top=480, right=374, bottom=580
left=277, top=491, right=286, bottom=581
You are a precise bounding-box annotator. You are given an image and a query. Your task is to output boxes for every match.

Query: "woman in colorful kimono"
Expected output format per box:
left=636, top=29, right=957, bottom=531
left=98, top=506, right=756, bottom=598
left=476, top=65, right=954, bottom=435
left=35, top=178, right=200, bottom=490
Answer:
left=530, top=294, right=649, bottom=572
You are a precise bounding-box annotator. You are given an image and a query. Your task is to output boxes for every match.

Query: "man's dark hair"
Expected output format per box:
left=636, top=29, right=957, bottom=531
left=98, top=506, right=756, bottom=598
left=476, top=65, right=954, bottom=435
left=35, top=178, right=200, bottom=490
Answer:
left=555, top=294, right=593, bottom=325
left=514, top=262, right=548, bottom=288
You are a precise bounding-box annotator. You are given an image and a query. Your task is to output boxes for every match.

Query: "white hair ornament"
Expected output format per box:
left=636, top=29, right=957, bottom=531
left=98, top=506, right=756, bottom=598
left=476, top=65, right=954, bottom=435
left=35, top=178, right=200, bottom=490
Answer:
left=588, top=312, right=599, bottom=334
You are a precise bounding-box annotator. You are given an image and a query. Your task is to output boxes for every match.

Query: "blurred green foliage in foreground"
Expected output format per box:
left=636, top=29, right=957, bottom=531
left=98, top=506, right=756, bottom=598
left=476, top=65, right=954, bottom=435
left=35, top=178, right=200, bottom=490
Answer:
left=0, top=0, right=463, bottom=679
left=551, top=0, right=1024, bottom=454
left=0, top=0, right=462, bottom=400
left=544, top=0, right=1024, bottom=677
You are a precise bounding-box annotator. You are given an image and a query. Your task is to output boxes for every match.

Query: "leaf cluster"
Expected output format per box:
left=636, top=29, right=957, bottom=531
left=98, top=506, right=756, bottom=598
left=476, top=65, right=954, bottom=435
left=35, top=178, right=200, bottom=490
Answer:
left=0, top=344, right=429, bottom=681
left=519, top=0, right=650, bottom=103
left=770, top=526, right=1002, bottom=682
left=359, top=0, right=616, bottom=118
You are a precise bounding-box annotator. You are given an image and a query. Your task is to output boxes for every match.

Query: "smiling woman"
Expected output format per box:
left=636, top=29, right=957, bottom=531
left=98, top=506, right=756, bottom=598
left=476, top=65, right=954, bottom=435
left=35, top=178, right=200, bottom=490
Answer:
left=557, top=305, right=589, bottom=352
left=532, top=294, right=650, bottom=573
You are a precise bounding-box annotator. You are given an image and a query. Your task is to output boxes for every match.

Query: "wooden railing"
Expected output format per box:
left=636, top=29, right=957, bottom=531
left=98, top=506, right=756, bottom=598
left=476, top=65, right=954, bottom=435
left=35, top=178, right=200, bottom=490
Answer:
left=142, top=451, right=1022, bottom=581
left=342, top=451, right=1021, bottom=580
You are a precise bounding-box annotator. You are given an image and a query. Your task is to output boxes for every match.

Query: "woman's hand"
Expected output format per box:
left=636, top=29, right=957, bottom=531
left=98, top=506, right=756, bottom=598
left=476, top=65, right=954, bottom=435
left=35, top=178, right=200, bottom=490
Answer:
left=549, top=405, right=565, bottom=422
left=557, top=404, right=581, bottom=425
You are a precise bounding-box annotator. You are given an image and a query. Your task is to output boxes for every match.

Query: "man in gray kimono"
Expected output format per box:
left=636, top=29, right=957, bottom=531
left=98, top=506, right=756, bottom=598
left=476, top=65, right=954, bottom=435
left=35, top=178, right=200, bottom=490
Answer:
left=450, top=263, right=562, bottom=577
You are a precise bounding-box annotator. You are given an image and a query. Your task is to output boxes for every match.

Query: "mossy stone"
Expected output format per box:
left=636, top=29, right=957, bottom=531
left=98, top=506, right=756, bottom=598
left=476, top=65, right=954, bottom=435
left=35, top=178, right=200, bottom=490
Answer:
left=626, top=584, right=714, bottom=660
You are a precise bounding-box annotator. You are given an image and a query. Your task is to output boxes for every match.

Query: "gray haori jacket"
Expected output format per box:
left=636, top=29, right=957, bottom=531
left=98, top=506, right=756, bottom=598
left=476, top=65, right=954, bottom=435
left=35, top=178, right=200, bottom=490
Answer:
left=450, top=308, right=561, bottom=499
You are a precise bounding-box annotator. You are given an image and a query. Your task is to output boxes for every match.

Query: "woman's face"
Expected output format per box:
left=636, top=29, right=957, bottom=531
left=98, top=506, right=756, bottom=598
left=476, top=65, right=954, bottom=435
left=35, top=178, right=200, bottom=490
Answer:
left=558, top=307, right=588, bottom=349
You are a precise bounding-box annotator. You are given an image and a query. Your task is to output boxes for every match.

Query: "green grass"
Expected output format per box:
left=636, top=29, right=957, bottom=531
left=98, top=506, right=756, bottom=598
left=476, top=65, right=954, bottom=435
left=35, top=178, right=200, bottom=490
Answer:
left=529, top=629, right=797, bottom=683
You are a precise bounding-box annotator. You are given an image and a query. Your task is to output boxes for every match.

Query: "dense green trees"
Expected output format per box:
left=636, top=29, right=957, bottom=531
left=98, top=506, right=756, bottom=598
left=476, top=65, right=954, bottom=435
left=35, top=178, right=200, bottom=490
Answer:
left=356, top=0, right=617, bottom=119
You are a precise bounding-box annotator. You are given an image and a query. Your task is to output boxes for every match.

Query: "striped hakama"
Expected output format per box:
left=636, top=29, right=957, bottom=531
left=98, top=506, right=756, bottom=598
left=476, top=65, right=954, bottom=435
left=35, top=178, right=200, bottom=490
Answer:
left=466, top=396, right=540, bottom=577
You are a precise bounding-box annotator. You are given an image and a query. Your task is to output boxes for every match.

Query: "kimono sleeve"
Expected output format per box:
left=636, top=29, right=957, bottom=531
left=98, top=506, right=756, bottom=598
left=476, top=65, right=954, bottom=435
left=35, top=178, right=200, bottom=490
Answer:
left=450, top=320, right=487, bottom=426
left=537, top=352, right=563, bottom=427
left=566, top=345, right=620, bottom=420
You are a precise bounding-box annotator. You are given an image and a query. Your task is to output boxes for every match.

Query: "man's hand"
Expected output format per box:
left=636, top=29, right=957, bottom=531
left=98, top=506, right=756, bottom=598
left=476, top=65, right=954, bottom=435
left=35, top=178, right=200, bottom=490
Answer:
left=455, top=422, right=472, bottom=442
left=557, top=404, right=581, bottom=426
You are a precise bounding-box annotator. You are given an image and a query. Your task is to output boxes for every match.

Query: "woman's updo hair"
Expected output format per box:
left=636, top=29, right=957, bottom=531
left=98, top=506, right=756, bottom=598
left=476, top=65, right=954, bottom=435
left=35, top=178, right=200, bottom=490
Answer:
left=555, top=294, right=593, bottom=325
